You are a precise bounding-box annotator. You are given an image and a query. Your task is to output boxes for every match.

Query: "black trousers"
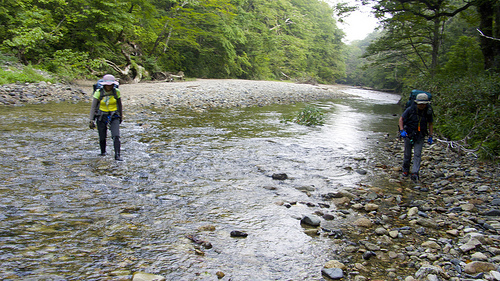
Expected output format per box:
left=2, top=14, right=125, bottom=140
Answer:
left=96, top=114, right=120, bottom=155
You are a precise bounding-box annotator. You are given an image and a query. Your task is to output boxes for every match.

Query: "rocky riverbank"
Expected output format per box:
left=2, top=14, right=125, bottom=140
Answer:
left=291, top=138, right=500, bottom=280
left=0, top=79, right=350, bottom=110
left=0, top=81, right=90, bottom=105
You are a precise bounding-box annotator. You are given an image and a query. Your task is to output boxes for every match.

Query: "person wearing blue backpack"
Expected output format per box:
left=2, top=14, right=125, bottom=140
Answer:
left=398, top=92, right=434, bottom=182
left=89, top=74, right=123, bottom=161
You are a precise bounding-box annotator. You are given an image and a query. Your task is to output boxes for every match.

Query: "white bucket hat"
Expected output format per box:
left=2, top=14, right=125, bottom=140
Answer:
left=415, top=93, right=430, bottom=104
left=101, top=74, right=119, bottom=86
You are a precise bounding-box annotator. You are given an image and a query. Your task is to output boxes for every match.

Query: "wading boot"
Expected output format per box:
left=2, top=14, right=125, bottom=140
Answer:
left=113, top=136, right=123, bottom=161
left=411, top=173, right=419, bottom=183
left=99, top=140, right=106, bottom=156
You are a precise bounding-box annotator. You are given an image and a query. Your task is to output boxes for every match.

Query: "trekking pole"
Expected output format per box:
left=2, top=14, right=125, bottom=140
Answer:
left=393, top=131, right=402, bottom=149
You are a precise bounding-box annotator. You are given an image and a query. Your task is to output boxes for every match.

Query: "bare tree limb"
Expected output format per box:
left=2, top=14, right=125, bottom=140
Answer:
left=477, top=29, right=500, bottom=41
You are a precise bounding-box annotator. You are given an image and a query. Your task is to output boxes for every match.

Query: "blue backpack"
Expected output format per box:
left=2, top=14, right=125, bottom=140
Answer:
left=405, top=89, right=432, bottom=109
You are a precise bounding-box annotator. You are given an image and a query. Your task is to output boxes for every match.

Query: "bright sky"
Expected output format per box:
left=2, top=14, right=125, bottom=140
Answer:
left=326, top=0, right=379, bottom=43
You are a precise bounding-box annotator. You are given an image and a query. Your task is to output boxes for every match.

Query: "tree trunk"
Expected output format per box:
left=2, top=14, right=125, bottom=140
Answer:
left=430, top=16, right=441, bottom=77
left=477, top=0, right=500, bottom=71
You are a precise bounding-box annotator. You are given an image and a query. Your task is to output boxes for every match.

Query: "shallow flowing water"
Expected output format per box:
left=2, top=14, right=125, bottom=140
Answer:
left=0, top=88, right=401, bottom=280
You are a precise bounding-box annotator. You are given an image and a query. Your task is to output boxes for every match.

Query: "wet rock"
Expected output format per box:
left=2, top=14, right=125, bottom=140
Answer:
left=324, top=260, right=347, bottom=270
left=230, top=230, right=248, bottom=238
left=216, top=271, right=225, bottom=279
left=356, top=169, right=367, bottom=175
left=354, top=217, right=373, bottom=228
left=198, top=225, right=216, bottom=231
left=185, top=235, right=213, bottom=249
left=132, top=272, right=166, bottom=281
left=272, top=173, right=288, bottom=180
left=321, top=267, right=344, bottom=280
left=301, top=215, right=321, bottom=227
left=327, top=229, right=344, bottom=239
left=323, top=213, right=335, bottom=220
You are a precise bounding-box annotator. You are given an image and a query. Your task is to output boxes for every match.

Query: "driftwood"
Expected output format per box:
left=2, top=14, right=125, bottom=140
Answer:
left=152, top=71, right=185, bottom=82
left=169, top=71, right=184, bottom=81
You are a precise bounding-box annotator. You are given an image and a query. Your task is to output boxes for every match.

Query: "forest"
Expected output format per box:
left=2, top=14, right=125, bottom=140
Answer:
left=0, top=0, right=499, bottom=159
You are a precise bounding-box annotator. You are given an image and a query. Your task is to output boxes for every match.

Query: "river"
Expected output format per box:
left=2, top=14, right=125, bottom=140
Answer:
left=0, top=87, right=401, bottom=280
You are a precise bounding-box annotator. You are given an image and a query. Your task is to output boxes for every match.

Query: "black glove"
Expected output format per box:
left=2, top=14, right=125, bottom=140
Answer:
left=89, top=120, right=96, bottom=129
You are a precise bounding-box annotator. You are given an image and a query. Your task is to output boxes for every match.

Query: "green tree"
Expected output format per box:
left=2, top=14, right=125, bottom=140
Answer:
left=363, top=0, right=473, bottom=77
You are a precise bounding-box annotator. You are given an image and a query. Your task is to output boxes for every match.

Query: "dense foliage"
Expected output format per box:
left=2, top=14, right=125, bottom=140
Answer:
left=342, top=0, right=500, bottom=159
left=0, top=0, right=345, bottom=84
left=1, top=0, right=499, bottom=159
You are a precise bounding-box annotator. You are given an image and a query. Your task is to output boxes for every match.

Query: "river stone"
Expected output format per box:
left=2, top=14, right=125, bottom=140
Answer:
left=487, top=270, right=500, bottom=280
left=230, top=230, right=248, bottom=237
left=323, top=213, right=335, bottom=220
left=416, top=218, right=438, bottom=228
left=389, top=230, right=399, bottom=238
left=460, top=238, right=483, bottom=252
left=321, top=267, right=344, bottom=280
left=407, top=207, right=419, bottom=217
left=365, top=203, right=379, bottom=211
left=354, top=217, right=373, bottom=227
left=356, top=169, right=367, bottom=175
left=464, top=261, right=498, bottom=274
left=272, top=173, right=288, bottom=180
left=471, top=252, right=489, bottom=261
left=301, top=215, right=321, bottom=226
left=461, top=203, right=475, bottom=211
left=352, top=203, right=363, bottom=210
left=361, top=241, right=381, bottom=251
left=414, top=265, right=446, bottom=279
left=324, top=260, right=347, bottom=270
left=422, top=240, right=441, bottom=250
left=362, top=251, right=376, bottom=260
left=132, top=272, right=166, bottom=281
left=477, top=185, right=490, bottom=192
left=375, top=227, right=388, bottom=236
left=483, top=209, right=500, bottom=216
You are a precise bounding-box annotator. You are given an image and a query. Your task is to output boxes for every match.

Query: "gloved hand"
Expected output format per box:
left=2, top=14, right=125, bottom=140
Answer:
left=89, top=120, right=96, bottom=129
left=428, top=136, right=433, bottom=145
left=400, top=130, right=408, bottom=138
left=119, top=117, right=122, bottom=124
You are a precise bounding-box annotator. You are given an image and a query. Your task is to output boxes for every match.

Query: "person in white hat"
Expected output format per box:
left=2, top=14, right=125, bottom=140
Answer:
left=89, top=74, right=123, bottom=161
left=398, top=93, right=433, bottom=182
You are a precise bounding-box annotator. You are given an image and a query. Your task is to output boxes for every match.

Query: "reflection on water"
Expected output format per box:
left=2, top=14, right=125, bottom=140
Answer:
left=0, top=88, right=401, bottom=280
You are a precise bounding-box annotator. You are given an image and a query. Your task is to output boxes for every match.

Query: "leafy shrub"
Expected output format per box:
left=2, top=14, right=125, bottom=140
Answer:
left=412, top=72, right=500, bottom=160
left=0, top=65, right=54, bottom=84
left=283, top=105, right=325, bottom=126
left=40, top=49, right=105, bottom=81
